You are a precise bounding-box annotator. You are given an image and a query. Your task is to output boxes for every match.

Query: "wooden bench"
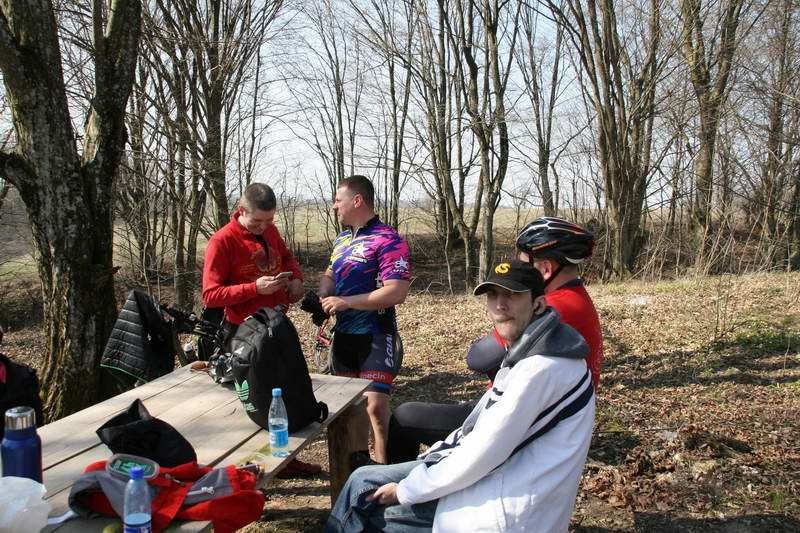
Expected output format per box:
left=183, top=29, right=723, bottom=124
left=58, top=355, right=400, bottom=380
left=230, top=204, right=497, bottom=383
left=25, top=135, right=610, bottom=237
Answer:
left=40, top=365, right=370, bottom=532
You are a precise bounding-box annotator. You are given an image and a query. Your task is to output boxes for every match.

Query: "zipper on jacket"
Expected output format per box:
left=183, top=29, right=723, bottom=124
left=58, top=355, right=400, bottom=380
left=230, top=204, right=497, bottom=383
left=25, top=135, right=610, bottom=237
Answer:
left=187, top=485, right=215, bottom=497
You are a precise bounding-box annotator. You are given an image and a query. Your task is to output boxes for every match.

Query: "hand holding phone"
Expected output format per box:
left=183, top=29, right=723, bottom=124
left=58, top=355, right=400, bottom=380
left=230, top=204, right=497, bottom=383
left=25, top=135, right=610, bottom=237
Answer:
left=275, top=271, right=293, bottom=280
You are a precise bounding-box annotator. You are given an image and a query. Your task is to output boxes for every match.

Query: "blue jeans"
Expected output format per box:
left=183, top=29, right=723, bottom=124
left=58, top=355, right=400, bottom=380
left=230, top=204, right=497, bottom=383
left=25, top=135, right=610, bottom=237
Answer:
left=324, top=461, right=438, bottom=532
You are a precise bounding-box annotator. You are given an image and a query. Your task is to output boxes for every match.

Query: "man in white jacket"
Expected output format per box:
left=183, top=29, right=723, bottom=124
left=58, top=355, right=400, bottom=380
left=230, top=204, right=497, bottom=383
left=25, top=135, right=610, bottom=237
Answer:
left=324, top=260, right=596, bottom=533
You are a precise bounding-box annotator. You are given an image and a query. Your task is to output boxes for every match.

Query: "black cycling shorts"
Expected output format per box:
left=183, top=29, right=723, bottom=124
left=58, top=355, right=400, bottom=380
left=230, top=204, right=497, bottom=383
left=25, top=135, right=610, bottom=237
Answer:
left=331, top=332, right=403, bottom=394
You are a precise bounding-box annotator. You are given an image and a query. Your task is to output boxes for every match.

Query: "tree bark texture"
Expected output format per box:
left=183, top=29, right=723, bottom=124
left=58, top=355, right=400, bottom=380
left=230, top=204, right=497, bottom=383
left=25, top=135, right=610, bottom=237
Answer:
left=679, top=0, right=745, bottom=260
left=550, top=0, right=661, bottom=277
left=0, top=0, right=142, bottom=419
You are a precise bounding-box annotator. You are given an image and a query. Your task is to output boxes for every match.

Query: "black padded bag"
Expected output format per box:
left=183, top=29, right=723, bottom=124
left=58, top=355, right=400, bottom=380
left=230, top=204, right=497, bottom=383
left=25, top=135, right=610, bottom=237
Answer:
left=100, top=290, right=177, bottom=393
left=0, top=353, right=45, bottom=438
left=230, top=307, right=328, bottom=433
left=96, top=398, right=196, bottom=467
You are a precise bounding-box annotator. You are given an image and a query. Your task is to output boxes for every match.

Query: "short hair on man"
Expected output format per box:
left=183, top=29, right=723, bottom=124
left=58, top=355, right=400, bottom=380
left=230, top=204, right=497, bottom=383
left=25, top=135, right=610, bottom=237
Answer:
left=240, top=183, right=277, bottom=212
left=338, top=174, right=375, bottom=209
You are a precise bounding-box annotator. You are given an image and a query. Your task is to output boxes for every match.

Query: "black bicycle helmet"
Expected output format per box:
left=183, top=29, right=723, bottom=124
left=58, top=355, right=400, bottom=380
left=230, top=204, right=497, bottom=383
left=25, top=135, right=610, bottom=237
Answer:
left=516, top=216, right=594, bottom=265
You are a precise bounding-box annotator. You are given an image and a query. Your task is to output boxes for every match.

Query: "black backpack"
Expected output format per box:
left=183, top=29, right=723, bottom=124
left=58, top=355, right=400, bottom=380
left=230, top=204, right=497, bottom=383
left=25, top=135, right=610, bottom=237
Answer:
left=230, top=307, right=328, bottom=433
left=0, top=353, right=45, bottom=438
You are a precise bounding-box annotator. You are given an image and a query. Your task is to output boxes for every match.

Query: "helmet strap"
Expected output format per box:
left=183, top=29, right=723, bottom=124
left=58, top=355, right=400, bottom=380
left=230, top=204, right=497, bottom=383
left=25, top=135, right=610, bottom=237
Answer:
left=543, top=263, right=564, bottom=289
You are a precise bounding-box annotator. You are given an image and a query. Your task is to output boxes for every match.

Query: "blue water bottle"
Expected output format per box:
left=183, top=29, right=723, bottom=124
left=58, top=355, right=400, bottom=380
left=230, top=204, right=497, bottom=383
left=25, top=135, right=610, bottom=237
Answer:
left=268, top=388, right=290, bottom=457
left=123, top=466, right=152, bottom=533
left=1, top=406, right=42, bottom=483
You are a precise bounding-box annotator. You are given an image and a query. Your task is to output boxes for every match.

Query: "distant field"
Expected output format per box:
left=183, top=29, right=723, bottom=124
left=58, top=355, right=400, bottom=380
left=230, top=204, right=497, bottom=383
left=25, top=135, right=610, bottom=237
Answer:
left=1, top=194, right=544, bottom=279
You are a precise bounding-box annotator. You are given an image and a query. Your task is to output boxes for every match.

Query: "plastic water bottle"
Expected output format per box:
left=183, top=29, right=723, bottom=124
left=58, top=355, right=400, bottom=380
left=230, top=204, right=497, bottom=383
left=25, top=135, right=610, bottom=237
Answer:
left=268, top=388, right=290, bottom=457
left=2, top=406, right=42, bottom=483
left=123, top=466, right=152, bottom=533
left=182, top=342, right=196, bottom=363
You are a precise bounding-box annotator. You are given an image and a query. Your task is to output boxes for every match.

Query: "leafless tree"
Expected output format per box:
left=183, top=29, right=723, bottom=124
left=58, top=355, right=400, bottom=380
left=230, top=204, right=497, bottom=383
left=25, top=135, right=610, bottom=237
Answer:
left=678, top=0, right=747, bottom=258
left=350, top=0, right=417, bottom=228
left=0, top=0, right=142, bottom=418
left=291, top=0, right=365, bottom=235
left=544, top=0, right=669, bottom=277
left=447, top=0, right=522, bottom=282
left=148, top=0, right=284, bottom=230
left=515, top=3, right=566, bottom=216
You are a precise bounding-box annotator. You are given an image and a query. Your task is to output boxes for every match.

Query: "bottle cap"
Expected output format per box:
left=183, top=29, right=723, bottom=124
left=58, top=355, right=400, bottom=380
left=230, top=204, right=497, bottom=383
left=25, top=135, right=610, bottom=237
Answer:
left=129, top=465, right=144, bottom=480
left=271, top=388, right=282, bottom=397
left=5, top=406, right=36, bottom=430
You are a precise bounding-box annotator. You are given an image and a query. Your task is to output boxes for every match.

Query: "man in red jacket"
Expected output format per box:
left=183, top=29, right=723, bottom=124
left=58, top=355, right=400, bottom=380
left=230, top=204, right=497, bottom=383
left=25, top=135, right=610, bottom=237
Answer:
left=515, top=217, right=603, bottom=387
left=202, top=182, right=319, bottom=477
left=203, top=183, right=304, bottom=324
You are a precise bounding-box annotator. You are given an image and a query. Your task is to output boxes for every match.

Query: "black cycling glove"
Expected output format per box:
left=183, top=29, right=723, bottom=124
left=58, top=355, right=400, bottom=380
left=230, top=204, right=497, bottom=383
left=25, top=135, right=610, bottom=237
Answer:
left=300, top=290, right=329, bottom=327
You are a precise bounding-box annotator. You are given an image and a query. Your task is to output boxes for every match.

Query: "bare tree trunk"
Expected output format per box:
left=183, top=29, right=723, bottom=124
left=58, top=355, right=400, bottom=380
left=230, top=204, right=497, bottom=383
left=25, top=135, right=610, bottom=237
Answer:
left=756, top=0, right=794, bottom=268
left=0, top=0, right=142, bottom=418
left=679, top=0, right=746, bottom=263
left=547, top=0, right=663, bottom=277
left=205, top=0, right=229, bottom=229
left=790, top=157, right=800, bottom=270
left=0, top=181, right=10, bottom=216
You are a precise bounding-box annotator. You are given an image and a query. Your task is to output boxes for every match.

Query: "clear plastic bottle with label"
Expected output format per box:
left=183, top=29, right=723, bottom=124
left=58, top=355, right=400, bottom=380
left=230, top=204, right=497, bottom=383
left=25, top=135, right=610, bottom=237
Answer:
left=268, top=388, right=290, bottom=457
left=123, top=466, right=152, bottom=533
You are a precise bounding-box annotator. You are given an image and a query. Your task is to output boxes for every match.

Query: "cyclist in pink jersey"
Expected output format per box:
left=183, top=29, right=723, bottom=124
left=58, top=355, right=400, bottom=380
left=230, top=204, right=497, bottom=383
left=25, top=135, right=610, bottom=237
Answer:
left=319, top=175, right=411, bottom=465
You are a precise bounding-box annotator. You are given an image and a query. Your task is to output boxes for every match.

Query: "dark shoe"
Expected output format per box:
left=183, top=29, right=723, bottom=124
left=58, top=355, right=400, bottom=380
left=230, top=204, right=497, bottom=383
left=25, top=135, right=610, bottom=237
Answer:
left=349, top=450, right=378, bottom=473
left=276, top=458, right=323, bottom=478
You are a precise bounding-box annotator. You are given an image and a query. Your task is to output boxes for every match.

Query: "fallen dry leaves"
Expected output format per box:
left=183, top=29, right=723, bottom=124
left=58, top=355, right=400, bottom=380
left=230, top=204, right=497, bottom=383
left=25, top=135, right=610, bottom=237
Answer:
left=1, top=270, right=798, bottom=532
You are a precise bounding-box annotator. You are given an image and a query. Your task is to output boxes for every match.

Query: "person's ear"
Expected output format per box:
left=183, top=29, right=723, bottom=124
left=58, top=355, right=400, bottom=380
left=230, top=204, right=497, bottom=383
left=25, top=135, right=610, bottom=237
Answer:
left=542, top=259, right=556, bottom=280
left=533, top=295, right=547, bottom=315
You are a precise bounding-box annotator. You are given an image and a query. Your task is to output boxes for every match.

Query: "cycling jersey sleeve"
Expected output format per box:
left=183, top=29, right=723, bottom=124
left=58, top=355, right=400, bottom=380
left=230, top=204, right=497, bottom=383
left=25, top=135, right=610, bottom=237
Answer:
left=378, top=234, right=411, bottom=282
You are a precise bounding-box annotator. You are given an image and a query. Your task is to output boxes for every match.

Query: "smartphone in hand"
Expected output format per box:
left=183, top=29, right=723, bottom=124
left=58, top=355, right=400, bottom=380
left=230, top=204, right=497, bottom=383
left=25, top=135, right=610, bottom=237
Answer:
left=275, top=271, right=293, bottom=280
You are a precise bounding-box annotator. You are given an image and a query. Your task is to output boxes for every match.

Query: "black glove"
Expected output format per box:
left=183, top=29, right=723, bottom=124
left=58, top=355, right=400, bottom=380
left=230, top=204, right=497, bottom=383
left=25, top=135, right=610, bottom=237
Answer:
left=300, top=290, right=329, bottom=327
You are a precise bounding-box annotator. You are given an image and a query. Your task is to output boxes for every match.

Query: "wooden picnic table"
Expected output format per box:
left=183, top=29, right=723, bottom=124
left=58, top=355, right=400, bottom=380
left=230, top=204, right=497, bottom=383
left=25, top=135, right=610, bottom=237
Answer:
left=39, top=364, right=370, bottom=532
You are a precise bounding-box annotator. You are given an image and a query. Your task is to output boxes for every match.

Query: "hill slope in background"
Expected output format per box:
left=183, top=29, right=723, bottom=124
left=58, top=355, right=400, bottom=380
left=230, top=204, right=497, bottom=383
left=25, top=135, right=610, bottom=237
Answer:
left=1, top=271, right=798, bottom=531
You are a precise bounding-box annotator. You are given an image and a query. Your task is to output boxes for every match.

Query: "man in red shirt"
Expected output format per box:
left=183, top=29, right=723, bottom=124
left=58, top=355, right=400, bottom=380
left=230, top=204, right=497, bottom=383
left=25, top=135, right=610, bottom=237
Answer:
left=202, top=182, right=319, bottom=477
left=387, top=217, right=603, bottom=463
left=515, top=217, right=603, bottom=387
left=203, top=183, right=304, bottom=323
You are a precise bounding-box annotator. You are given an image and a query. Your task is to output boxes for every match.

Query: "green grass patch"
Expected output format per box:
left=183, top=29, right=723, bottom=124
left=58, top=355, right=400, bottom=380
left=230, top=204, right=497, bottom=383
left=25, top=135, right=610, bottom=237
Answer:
left=725, top=322, right=798, bottom=354
left=769, top=490, right=787, bottom=512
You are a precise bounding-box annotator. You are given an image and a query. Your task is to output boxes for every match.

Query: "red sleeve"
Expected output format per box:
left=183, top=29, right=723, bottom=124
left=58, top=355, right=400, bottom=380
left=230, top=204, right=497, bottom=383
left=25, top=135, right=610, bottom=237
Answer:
left=202, top=234, right=258, bottom=307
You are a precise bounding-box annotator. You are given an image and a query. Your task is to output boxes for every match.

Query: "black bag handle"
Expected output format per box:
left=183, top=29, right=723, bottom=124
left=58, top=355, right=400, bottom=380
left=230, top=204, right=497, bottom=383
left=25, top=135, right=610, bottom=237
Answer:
left=247, top=307, right=282, bottom=326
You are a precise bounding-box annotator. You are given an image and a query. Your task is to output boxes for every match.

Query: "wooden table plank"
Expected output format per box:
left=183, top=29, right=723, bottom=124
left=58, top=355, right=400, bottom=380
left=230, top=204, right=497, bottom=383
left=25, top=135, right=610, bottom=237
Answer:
left=41, top=369, right=369, bottom=532
left=43, top=389, right=249, bottom=515
left=221, top=376, right=370, bottom=475
left=47, top=516, right=209, bottom=533
left=40, top=367, right=202, bottom=468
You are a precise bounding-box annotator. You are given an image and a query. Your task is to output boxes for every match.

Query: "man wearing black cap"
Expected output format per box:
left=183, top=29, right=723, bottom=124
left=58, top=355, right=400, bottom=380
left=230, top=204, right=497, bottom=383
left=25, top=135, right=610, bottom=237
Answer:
left=324, top=261, right=595, bottom=533
left=387, top=217, right=603, bottom=464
